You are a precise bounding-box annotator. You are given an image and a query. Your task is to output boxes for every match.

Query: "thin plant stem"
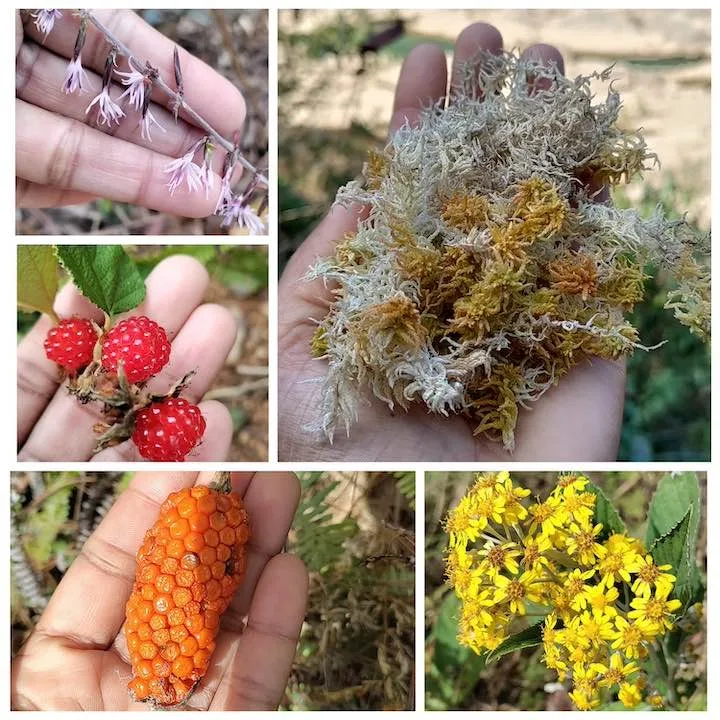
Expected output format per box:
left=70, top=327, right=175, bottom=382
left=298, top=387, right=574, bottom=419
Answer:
left=83, top=10, right=268, bottom=187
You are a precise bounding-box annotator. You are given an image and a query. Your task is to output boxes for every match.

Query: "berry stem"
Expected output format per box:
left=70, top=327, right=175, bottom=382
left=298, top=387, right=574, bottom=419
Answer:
left=210, top=471, right=232, bottom=494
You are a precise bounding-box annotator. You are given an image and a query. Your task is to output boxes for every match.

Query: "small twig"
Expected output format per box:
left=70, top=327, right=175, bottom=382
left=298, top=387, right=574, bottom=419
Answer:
left=84, top=10, right=267, bottom=187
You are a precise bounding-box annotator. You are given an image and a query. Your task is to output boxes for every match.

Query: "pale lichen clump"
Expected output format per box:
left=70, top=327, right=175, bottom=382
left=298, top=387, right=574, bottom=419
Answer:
left=308, top=51, right=710, bottom=449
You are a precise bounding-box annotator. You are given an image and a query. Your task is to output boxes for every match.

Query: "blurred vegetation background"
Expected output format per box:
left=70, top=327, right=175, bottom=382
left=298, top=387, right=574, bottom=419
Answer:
left=16, top=245, right=269, bottom=460
left=11, top=470, right=416, bottom=711
left=284, top=471, right=415, bottom=710
left=424, top=471, right=707, bottom=711
left=278, top=9, right=710, bottom=461
left=17, top=9, right=268, bottom=235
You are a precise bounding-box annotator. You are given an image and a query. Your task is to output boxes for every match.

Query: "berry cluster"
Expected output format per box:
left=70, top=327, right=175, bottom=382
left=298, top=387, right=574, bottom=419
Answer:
left=126, top=482, right=250, bottom=706
left=44, top=315, right=205, bottom=461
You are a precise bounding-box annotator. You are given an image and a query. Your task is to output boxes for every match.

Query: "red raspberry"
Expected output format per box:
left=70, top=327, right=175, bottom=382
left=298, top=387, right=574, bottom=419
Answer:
left=101, top=316, right=171, bottom=384
left=43, top=317, right=97, bottom=372
left=132, top=398, right=206, bottom=462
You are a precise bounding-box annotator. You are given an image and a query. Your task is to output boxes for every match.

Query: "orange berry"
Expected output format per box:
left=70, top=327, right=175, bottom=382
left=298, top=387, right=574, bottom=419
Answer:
left=173, top=587, right=192, bottom=608
left=172, top=656, right=194, bottom=679
left=167, top=607, right=186, bottom=627
left=176, top=496, right=197, bottom=518
left=193, top=649, right=211, bottom=669
left=126, top=484, right=251, bottom=706
left=184, top=532, right=204, bottom=553
left=139, top=641, right=157, bottom=660
left=180, top=636, right=199, bottom=656
left=189, top=513, right=210, bottom=533
left=155, top=574, right=176, bottom=594
left=211, top=561, right=226, bottom=580
left=203, top=528, right=219, bottom=548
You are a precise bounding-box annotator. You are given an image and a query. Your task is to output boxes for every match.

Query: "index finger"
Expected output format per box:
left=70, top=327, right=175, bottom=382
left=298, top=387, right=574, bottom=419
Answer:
left=23, top=9, right=246, bottom=140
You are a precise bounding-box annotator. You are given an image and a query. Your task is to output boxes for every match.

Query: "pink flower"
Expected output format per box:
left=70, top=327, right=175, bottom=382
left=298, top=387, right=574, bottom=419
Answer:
left=115, top=68, right=146, bottom=111
left=141, top=109, right=166, bottom=142
left=86, top=87, right=125, bottom=126
left=32, top=9, right=62, bottom=38
left=220, top=197, right=266, bottom=234
left=164, top=151, right=203, bottom=195
left=214, top=165, right=235, bottom=214
left=62, top=55, right=88, bottom=95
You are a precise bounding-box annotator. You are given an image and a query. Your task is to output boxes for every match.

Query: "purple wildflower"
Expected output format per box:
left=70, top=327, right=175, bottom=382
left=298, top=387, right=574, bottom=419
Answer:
left=141, top=109, right=166, bottom=142
left=220, top=196, right=266, bottom=234
left=32, top=9, right=62, bottom=38
left=214, top=165, right=235, bottom=214
left=115, top=68, right=146, bottom=112
left=62, top=55, right=88, bottom=95
left=86, top=87, right=125, bottom=126
left=165, top=150, right=203, bottom=195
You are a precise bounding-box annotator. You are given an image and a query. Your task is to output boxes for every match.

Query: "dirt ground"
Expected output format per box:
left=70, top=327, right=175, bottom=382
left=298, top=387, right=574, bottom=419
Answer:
left=281, top=9, right=710, bottom=228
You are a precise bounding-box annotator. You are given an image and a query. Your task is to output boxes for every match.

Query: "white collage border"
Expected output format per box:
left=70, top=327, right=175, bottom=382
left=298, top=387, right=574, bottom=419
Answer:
left=3, top=0, right=716, bottom=716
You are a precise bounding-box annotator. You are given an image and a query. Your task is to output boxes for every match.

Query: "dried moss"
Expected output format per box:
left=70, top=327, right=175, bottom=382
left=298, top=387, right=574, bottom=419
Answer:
left=308, top=51, right=710, bottom=450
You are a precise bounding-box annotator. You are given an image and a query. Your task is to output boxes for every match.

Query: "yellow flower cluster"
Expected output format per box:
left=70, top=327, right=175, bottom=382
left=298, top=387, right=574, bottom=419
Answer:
left=445, top=472, right=681, bottom=710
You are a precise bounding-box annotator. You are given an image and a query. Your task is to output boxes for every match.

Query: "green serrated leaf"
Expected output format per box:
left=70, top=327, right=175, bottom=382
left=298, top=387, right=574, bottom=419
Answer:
left=23, top=485, right=72, bottom=568
left=646, top=473, right=700, bottom=550
left=586, top=480, right=626, bottom=539
left=55, top=245, right=145, bottom=316
left=485, top=620, right=544, bottom=664
left=17, top=246, right=59, bottom=318
left=650, top=507, right=694, bottom=603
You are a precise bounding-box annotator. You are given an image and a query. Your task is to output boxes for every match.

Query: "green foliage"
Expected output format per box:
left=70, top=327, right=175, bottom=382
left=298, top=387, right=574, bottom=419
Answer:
left=426, top=592, right=487, bottom=709
left=395, top=471, right=415, bottom=510
left=55, top=245, right=145, bottom=316
left=23, top=484, right=72, bottom=569
left=485, top=621, right=544, bottom=664
left=293, top=472, right=358, bottom=574
left=130, top=245, right=268, bottom=295
left=17, top=246, right=59, bottom=318
left=647, top=474, right=702, bottom=607
left=587, top=479, right=627, bottom=539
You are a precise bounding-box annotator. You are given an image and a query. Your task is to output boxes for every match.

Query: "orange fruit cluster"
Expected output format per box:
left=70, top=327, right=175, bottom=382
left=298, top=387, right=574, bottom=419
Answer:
left=125, top=483, right=251, bottom=706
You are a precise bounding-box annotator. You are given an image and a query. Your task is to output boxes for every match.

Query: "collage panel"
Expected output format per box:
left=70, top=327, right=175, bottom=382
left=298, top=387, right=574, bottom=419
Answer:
left=10, top=469, right=416, bottom=710
left=17, top=244, right=268, bottom=461
left=16, top=8, right=268, bottom=236
left=278, top=8, right=710, bottom=462
left=425, top=470, right=707, bottom=711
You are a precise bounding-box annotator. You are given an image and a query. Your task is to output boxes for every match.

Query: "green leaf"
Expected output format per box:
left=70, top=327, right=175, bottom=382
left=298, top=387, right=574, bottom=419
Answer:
left=650, top=507, right=695, bottom=604
left=586, top=480, right=626, bottom=539
left=17, top=246, right=59, bottom=318
left=23, top=485, right=72, bottom=568
left=55, top=245, right=145, bottom=316
left=485, top=620, right=544, bottom=664
left=646, top=472, right=700, bottom=550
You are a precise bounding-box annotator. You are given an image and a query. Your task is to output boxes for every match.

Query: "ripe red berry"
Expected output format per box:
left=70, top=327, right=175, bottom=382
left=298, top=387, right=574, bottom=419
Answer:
left=101, top=316, right=171, bottom=384
left=132, top=398, right=206, bottom=462
left=44, top=317, right=97, bottom=372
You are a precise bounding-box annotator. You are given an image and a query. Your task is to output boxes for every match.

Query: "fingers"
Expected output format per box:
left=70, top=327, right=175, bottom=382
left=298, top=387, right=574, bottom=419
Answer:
left=224, top=472, right=301, bottom=621
left=520, top=43, right=565, bottom=94
left=35, top=471, right=201, bottom=649
left=16, top=40, right=227, bottom=173
left=16, top=178, right=95, bottom=207
left=18, top=255, right=211, bottom=461
left=210, top=554, right=308, bottom=710
left=510, top=358, right=626, bottom=461
left=450, top=22, right=503, bottom=98
left=390, top=43, right=447, bottom=133
left=16, top=100, right=222, bottom=217
left=23, top=9, right=246, bottom=140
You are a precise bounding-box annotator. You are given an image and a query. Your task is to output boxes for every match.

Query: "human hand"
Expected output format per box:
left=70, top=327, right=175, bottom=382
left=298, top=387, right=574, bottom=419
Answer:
left=15, top=9, right=245, bottom=215
left=278, top=22, right=625, bottom=462
left=17, top=255, right=237, bottom=461
left=11, top=471, right=308, bottom=710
